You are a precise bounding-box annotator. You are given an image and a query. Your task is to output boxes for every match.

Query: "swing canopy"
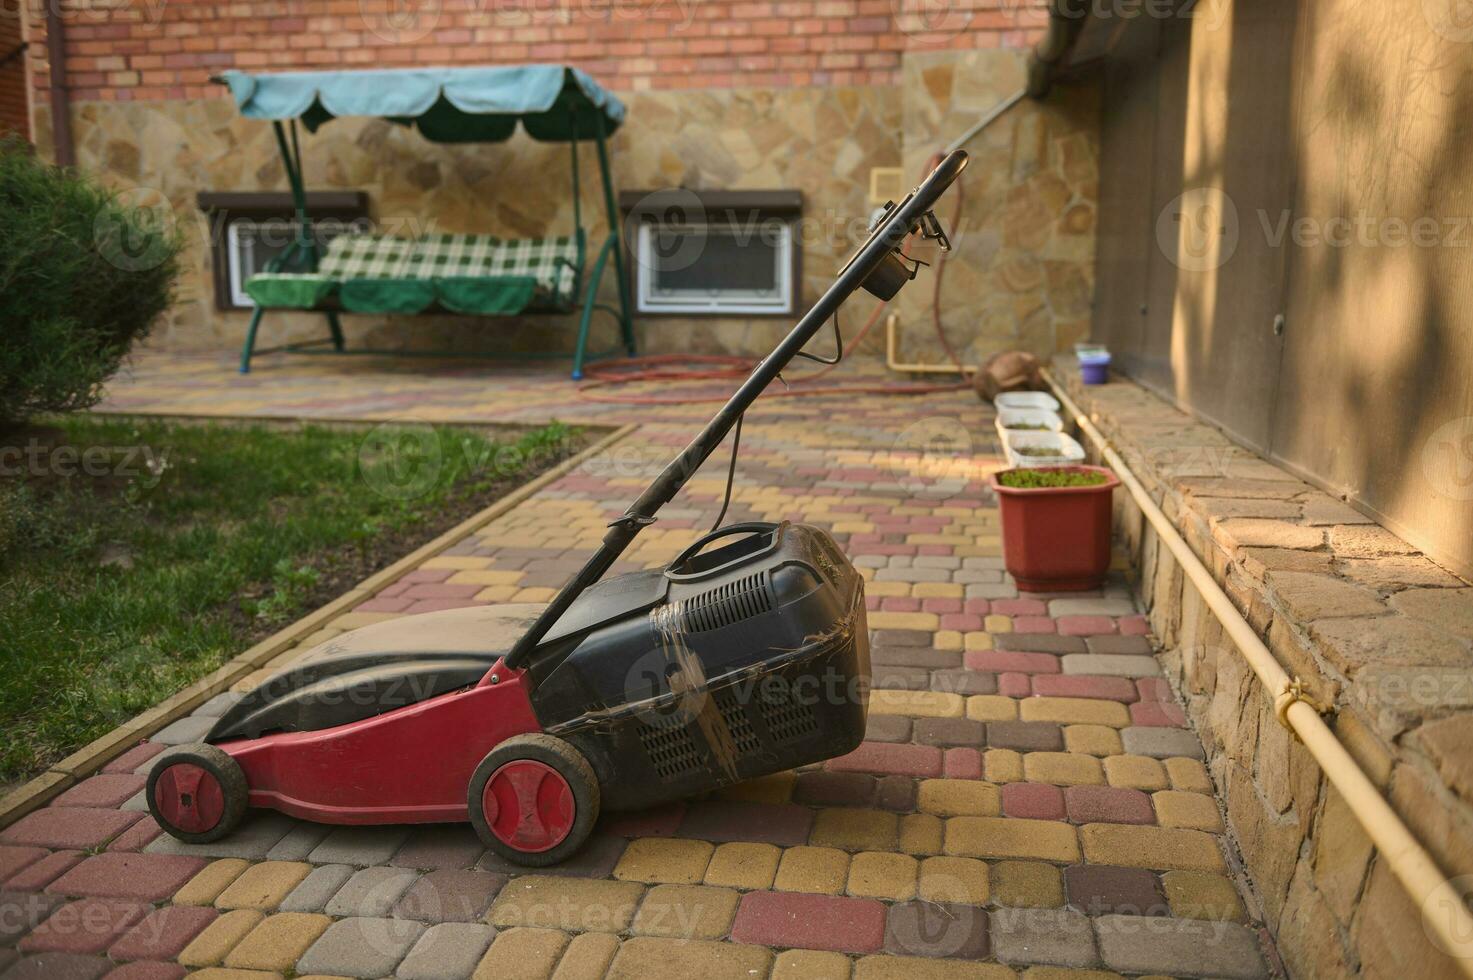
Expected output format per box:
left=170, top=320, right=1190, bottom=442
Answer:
left=219, top=64, right=626, bottom=143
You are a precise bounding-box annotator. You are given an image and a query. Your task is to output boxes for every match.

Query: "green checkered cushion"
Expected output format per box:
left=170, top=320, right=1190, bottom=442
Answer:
left=317, top=234, right=417, bottom=279
left=491, top=235, right=580, bottom=299
left=405, top=233, right=502, bottom=280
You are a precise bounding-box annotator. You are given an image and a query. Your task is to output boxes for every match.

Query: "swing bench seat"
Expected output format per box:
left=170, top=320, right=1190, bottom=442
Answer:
left=245, top=232, right=582, bottom=316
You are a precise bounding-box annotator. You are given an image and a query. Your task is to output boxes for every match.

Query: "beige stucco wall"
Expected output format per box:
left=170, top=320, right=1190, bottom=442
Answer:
left=32, top=49, right=1097, bottom=365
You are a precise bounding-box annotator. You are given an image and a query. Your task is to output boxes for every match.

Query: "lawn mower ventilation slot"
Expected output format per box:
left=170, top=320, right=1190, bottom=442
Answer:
left=638, top=722, right=706, bottom=781
left=680, top=573, right=774, bottom=632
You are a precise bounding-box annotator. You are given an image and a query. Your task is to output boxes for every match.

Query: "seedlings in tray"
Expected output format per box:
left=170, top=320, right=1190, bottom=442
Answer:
left=998, top=468, right=1110, bottom=489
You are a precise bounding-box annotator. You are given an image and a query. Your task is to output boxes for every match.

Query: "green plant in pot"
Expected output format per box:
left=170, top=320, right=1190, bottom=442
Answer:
left=989, top=465, right=1120, bottom=591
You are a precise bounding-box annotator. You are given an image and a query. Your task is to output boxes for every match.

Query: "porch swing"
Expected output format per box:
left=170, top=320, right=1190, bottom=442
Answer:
left=219, top=65, right=635, bottom=378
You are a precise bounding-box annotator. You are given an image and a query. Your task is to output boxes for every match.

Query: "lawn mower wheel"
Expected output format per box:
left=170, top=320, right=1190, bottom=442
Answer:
left=468, top=732, right=599, bottom=866
left=146, top=743, right=249, bottom=844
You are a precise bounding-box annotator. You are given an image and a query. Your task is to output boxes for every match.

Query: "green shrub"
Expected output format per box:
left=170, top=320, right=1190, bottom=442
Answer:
left=998, top=468, right=1109, bottom=488
left=0, top=137, right=182, bottom=427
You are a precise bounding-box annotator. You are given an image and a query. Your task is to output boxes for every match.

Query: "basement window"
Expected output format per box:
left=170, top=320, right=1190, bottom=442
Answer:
left=197, top=191, right=370, bottom=311
left=620, top=189, right=802, bottom=317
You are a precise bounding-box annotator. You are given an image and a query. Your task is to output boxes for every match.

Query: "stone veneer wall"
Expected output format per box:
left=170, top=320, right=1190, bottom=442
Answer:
left=1059, top=361, right=1473, bottom=980
left=30, top=48, right=1097, bottom=362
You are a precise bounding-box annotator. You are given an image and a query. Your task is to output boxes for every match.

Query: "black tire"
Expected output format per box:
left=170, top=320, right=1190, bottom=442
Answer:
left=146, top=743, right=249, bottom=844
left=468, top=733, right=600, bottom=867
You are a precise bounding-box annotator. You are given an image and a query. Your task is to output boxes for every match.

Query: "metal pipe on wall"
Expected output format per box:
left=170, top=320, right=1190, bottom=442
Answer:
left=1044, top=369, right=1473, bottom=977
left=44, top=0, right=73, bottom=166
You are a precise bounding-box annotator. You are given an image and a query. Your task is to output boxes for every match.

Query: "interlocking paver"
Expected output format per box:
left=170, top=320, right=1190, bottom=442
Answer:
left=810, top=808, right=899, bottom=851
left=771, top=948, right=852, bottom=980
left=395, top=922, right=497, bottom=980
left=1119, top=727, right=1204, bottom=759
left=846, top=852, right=918, bottom=900
left=989, top=860, right=1064, bottom=908
left=1095, top=913, right=1266, bottom=977
left=730, top=890, right=886, bottom=953
left=214, top=860, right=312, bottom=911
left=46, top=852, right=204, bottom=902
left=307, top=826, right=412, bottom=866
left=2, top=808, right=143, bottom=850
left=944, top=817, right=1080, bottom=863
left=145, top=812, right=296, bottom=860
left=1064, top=864, right=1167, bottom=916
left=176, top=908, right=263, bottom=967
left=631, top=883, right=739, bottom=938
left=321, top=866, right=415, bottom=919
left=774, top=846, right=850, bottom=894
left=4, top=850, right=83, bottom=892
left=488, top=876, right=643, bottom=933
left=703, top=842, right=780, bottom=890
left=551, top=932, right=620, bottom=980
left=295, top=915, right=425, bottom=978
left=0, top=891, right=65, bottom=944
left=393, top=868, right=507, bottom=923
left=885, top=899, right=989, bottom=959
left=612, top=837, right=713, bottom=884
left=1161, top=870, right=1248, bottom=922
left=53, top=775, right=147, bottom=809
left=107, top=904, right=217, bottom=960
left=221, top=911, right=331, bottom=971
left=606, top=936, right=772, bottom=979
left=1153, top=789, right=1224, bottom=831
left=471, top=927, right=568, bottom=980
left=279, top=863, right=355, bottom=913
left=916, top=779, right=1000, bottom=817
left=1063, top=786, right=1154, bottom=825
left=1, top=953, right=113, bottom=980
left=18, top=897, right=147, bottom=955
left=1079, top=824, right=1226, bottom=872
left=990, top=906, right=1097, bottom=968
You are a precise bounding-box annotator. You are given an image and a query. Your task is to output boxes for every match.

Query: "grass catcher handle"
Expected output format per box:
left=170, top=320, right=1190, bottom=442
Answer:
left=664, top=522, right=784, bottom=583
left=504, top=149, right=969, bottom=671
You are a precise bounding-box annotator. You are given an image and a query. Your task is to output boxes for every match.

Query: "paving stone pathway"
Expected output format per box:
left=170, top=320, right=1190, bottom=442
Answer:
left=0, top=353, right=1274, bottom=979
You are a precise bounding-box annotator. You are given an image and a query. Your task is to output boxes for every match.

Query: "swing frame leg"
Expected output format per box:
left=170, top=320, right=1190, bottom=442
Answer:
left=240, top=306, right=266, bottom=374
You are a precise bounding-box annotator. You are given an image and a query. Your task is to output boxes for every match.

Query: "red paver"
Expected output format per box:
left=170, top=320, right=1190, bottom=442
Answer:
left=997, top=673, right=1031, bottom=697
left=1064, top=786, right=1156, bottom=825
left=1130, top=701, right=1188, bottom=727
left=106, top=819, right=162, bottom=854
left=107, top=905, right=218, bottom=961
left=1136, top=678, right=1172, bottom=702
left=102, top=963, right=188, bottom=980
left=678, top=802, right=812, bottom=846
left=1011, top=616, right=1057, bottom=634
left=601, top=803, right=686, bottom=838
left=1032, top=674, right=1138, bottom=702
left=19, top=898, right=149, bottom=954
left=102, top=743, right=164, bottom=775
left=730, top=890, right=887, bottom=953
left=0, top=847, right=48, bottom=885
left=1119, top=616, right=1150, bottom=635
left=402, top=583, right=481, bottom=599
left=992, top=598, right=1046, bottom=616
left=354, top=596, right=414, bottom=613
left=1058, top=615, right=1117, bottom=636
left=945, top=748, right=983, bottom=779
left=54, top=775, right=147, bottom=809
left=6, top=851, right=84, bottom=892
left=47, top=853, right=207, bottom=902
left=1, top=809, right=144, bottom=850
left=1002, top=782, right=1067, bottom=820
left=827, top=742, right=943, bottom=778
left=965, top=650, right=1060, bottom=674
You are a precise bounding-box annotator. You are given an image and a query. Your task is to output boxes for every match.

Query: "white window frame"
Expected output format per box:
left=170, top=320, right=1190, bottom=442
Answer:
left=226, top=219, right=299, bottom=309
left=634, top=220, right=795, bottom=315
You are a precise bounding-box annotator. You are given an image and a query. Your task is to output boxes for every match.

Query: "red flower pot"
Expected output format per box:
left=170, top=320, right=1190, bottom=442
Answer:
left=989, top=465, right=1121, bottom=592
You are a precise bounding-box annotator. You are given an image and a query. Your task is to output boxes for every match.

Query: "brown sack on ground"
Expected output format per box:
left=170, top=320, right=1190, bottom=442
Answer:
left=973, top=350, right=1043, bottom=402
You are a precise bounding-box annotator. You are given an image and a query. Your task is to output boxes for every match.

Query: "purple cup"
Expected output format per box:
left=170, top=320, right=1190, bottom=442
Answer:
left=1079, top=351, right=1111, bottom=385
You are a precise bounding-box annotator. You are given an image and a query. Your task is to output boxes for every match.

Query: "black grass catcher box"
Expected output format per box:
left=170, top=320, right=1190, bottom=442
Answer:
left=525, top=521, right=871, bottom=810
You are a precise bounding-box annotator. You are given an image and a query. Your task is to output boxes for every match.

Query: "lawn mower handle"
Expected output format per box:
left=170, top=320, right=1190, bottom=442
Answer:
left=504, top=149, right=970, bottom=670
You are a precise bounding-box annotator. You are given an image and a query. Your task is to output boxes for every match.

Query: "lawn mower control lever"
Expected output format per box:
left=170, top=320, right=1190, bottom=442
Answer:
left=503, top=149, right=969, bottom=671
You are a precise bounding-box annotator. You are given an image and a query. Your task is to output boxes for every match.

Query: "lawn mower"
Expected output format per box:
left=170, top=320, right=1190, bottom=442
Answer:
left=148, top=150, right=969, bottom=865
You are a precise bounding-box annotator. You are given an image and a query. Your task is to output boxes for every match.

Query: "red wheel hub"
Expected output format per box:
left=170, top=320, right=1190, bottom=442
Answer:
left=481, top=760, right=576, bottom=853
left=153, top=763, right=225, bottom=834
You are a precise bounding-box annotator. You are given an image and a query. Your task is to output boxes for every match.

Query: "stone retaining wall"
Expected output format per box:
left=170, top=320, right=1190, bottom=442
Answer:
left=1057, top=361, right=1473, bottom=980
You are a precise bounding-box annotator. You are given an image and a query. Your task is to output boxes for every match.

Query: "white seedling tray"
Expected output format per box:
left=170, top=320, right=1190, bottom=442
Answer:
left=996, top=407, right=1064, bottom=433
left=1003, top=430, right=1087, bottom=468
left=994, top=391, right=1061, bottom=413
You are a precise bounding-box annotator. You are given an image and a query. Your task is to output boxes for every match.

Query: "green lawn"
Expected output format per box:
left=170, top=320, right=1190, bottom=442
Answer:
left=0, top=415, right=575, bottom=785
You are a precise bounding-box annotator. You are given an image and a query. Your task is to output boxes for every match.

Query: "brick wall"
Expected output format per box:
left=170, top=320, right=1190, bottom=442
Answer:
left=0, top=7, right=26, bottom=137
left=24, top=0, right=1043, bottom=104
